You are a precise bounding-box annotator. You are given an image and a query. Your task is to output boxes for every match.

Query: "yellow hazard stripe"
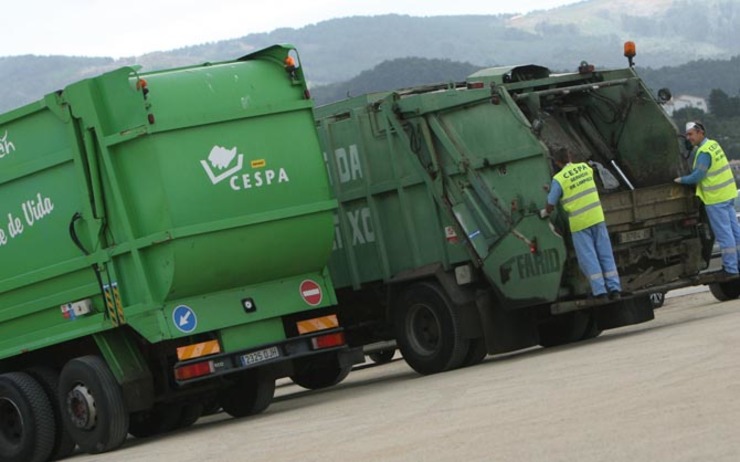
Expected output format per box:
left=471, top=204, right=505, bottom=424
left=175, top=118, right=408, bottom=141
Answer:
left=112, top=283, right=125, bottom=324
left=104, top=285, right=118, bottom=326
left=177, top=340, right=222, bottom=361
left=297, top=314, right=339, bottom=335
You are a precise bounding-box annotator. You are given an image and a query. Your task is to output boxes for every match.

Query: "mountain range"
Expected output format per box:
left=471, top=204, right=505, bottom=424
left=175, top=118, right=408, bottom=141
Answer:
left=1, top=0, right=739, bottom=113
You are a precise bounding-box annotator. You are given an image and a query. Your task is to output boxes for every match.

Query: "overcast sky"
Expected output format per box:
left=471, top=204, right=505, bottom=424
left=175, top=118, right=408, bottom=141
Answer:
left=5, top=0, right=582, bottom=58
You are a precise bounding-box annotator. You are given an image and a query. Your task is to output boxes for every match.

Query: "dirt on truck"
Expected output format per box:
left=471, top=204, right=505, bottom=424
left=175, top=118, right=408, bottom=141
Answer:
left=315, top=45, right=736, bottom=376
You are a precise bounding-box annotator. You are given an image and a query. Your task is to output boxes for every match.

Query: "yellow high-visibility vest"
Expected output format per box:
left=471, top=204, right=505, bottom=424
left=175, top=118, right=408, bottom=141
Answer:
left=694, top=139, right=737, bottom=205
left=553, top=162, right=605, bottom=232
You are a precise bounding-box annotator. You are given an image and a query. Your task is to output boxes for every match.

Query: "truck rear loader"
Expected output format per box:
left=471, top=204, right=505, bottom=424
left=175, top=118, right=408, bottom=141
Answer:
left=0, top=45, right=362, bottom=461
left=316, top=50, right=735, bottom=375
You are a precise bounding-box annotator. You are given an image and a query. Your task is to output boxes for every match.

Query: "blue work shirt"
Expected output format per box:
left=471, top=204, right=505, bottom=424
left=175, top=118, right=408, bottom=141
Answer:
left=547, top=179, right=563, bottom=206
left=679, top=139, right=711, bottom=185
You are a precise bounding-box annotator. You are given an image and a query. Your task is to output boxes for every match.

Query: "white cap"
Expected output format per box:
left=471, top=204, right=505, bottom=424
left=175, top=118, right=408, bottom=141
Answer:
left=685, top=121, right=704, bottom=134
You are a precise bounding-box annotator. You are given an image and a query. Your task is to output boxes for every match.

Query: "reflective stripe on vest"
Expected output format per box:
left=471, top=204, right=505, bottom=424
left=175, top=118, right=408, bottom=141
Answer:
left=694, top=139, right=737, bottom=205
left=553, top=162, right=605, bottom=232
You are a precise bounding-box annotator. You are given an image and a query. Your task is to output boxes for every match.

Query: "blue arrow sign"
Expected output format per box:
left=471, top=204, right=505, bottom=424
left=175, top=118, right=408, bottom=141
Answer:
left=172, top=305, right=197, bottom=333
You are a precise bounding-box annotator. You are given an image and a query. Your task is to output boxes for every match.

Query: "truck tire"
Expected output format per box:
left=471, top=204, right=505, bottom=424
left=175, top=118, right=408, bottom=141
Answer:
left=25, top=367, right=77, bottom=460
left=649, top=292, right=666, bottom=308
left=291, top=357, right=351, bottom=390
left=709, top=281, right=740, bottom=301
left=538, top=311, right=591, bottom=348
left=175, top=402, right=203, bottom=429
left=200, top=395, right=221, bottom=416
left=58, top=356, right=128, bottom=454
left=0, top=372, right=55, bottom=462
left=128, top=404, right=182, bottom=438
left=220, top=369, right=275, bottom=418
left=393, top=282, right=469, bottom=375
left=580, top=313, right=603, bottom=341
left=460, top=337, right=488, bottom=368
left=368, top=349, right=396, bottom=364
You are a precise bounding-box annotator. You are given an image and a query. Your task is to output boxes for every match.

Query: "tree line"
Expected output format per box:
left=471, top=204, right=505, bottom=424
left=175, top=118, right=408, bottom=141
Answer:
left=671, top=89, right=740, bottom=160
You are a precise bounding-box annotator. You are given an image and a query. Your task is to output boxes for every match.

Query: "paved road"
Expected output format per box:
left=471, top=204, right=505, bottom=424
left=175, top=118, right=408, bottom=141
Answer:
left=72, top=291, right=740, bottom=462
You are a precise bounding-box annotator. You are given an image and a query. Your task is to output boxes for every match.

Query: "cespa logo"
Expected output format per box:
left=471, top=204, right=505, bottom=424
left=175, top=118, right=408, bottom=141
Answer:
left=200, top=145, right=289, bottom=191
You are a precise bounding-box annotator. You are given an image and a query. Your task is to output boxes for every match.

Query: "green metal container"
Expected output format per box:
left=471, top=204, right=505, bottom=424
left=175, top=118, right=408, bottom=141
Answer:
left=0, top=45, right=336, bottom=358
left=0, top=45, right=367, bottom=459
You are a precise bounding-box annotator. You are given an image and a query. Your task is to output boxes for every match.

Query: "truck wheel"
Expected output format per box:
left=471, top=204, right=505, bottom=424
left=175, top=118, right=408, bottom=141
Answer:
left=368, top=349, right=395, bottom=364
left=709, top=281, right=740, bottom=301
left=58, top=356, right=128, bottom=454
left=393, top=282, right=469, bottom=375
left=220, top=369, right=275, bottom=418
left=0, top=372, right=55, bottom=462
left=460, top=337, right=488, bottom=368
left=128, top=404, right=182, bottom=438
left=175, top=402, right=203, bottom=429
left=580, top=313, right=603, bottom=341
left=538, top=311, right=590, bottom=347
left=649, top=292, right=666, bottom=308
left=291, top=357, right=351, bottom=390
left=25, top=367, right=77, bottom=460
left=200, top=395, right=221, bottom=416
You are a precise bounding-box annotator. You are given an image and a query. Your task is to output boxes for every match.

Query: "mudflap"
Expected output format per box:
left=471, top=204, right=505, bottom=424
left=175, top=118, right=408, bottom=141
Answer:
left=475, top=290, right=539, bottom=354
left=595, top=294, right=655, bottom=330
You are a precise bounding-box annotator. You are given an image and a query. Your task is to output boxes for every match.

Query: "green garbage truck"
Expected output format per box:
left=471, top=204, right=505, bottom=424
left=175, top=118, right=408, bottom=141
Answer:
left=315, top=50, right=731, bottom=376
left=0, top=45, right=362, bottom=461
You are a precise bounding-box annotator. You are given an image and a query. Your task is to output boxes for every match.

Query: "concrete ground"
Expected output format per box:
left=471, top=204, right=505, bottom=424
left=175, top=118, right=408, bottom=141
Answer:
left=72, top=289, right=740, bottom=462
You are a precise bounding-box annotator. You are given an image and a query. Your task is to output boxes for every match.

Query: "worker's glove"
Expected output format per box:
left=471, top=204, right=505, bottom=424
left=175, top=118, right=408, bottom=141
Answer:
left=539, top=209, right=550, bottom=219
left=673, top=177, right=682, bottom=184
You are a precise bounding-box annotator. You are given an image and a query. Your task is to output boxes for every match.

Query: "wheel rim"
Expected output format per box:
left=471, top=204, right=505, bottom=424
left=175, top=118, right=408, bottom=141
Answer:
left=0, top=398, right=22, bottom=445
left=406, top=303, right=442, bottom=356
left=67, top=384, right=97, bottom=430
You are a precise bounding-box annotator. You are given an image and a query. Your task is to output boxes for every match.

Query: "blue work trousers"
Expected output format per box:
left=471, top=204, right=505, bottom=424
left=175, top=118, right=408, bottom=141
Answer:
left=572, top=221, right=621, bottom=296
left=705, top=199, right=740, bottom=274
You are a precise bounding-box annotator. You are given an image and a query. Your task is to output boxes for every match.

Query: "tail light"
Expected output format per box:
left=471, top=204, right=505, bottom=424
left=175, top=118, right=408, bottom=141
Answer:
left=311, top=332, right=345, bottom=350
left=174, top=360, right=214, bottom=381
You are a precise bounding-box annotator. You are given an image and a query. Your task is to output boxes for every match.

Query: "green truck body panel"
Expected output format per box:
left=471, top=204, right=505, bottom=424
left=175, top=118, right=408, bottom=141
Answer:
left=316, top=64, right=706, bottom=307
left=0, top=45, right=336, bottom=360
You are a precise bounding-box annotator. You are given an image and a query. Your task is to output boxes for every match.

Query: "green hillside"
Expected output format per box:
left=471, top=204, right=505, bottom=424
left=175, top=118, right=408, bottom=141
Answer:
left=311, top=58, right=481, bottom=106
left=310, top=53, right=740, bottom=160
left=1, top=0, right=740, bottom=113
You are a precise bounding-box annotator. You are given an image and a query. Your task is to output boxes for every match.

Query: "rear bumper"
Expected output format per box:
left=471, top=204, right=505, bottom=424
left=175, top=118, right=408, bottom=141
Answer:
left=174, top=328, right=364, bottom=385
left=551, top=270, right=733, bottom=316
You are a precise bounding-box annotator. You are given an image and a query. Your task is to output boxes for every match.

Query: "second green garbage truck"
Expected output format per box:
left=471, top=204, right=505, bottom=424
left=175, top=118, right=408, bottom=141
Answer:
left=0, top=45, right=362, bottom=461
left=315, top=50, right=734, bottom=375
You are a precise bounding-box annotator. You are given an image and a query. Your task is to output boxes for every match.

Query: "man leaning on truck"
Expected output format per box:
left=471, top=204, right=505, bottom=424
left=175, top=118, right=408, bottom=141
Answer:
left=540, top=147, right=622, bottom=300
left=674, top=121, right=740, bottom=279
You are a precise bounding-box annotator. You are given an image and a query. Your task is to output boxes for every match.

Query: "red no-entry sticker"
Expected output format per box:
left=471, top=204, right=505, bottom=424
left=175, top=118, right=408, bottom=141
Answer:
left=300, top=280, right=323, bottom=306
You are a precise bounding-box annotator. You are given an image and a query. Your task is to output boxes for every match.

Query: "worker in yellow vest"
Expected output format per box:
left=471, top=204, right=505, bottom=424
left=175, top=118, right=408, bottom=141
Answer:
left=541, top=147, right=622, bottom=300
left=674, top=121, right=740, bottom=279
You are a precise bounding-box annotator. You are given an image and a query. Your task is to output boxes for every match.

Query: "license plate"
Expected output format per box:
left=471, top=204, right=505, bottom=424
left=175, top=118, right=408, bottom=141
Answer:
left=617, top=228, right=651, bottom=244
left=240, top=346, right=280, bottom=366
